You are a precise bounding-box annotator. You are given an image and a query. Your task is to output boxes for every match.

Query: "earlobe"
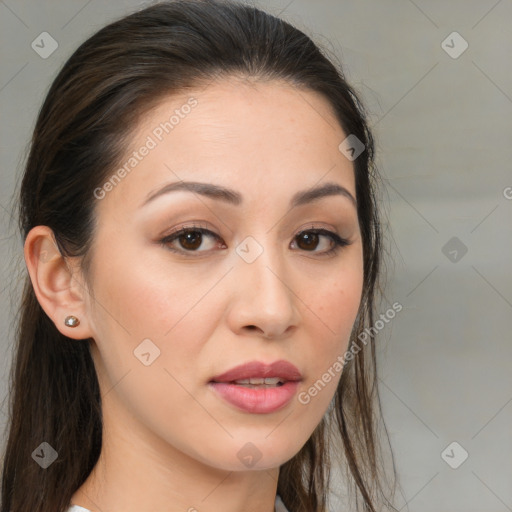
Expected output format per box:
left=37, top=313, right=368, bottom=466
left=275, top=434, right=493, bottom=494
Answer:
left=23, top=225, right=93, bottom=340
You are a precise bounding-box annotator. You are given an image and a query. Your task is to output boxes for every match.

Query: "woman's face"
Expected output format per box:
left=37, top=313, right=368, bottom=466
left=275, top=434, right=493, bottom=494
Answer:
left=83, top=78, right=363, bottom=471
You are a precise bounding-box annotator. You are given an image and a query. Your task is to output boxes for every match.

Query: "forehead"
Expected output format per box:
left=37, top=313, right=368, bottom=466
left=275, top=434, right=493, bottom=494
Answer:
left=95, top=78, right=355, bottom=215
left=138, top=77, right=345, bottom=150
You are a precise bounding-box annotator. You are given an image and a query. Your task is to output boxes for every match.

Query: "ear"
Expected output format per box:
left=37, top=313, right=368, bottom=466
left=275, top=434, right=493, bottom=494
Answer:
left=23, top=225, right=94, bottom=340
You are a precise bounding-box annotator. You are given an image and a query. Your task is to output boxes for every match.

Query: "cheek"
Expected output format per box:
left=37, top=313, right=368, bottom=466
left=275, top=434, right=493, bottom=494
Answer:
left=89, top=238, right=196, bottom=336
left=299, top=260, right=363, bottom=389
left=308, top=261, right=363, bottom=338
left=86, top=240, right=226, bottom=384
left=85, top=249, right=218, bottom=429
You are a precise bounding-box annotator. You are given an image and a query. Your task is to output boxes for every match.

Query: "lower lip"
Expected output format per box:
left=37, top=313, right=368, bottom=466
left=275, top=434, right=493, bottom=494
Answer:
left=208, top=381, right=300, bottom=414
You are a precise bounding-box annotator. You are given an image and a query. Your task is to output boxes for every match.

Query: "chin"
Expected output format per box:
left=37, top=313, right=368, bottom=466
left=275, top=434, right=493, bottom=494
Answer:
left=224, top=436, right=306, bottom=472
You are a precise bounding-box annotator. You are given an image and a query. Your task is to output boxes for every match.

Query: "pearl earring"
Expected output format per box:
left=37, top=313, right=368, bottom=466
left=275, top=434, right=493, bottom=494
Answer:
left=64, top=315, right=80, bottom=328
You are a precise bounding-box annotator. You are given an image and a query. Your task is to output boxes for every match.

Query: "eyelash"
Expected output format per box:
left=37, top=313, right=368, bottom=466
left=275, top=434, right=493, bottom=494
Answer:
left=158, top=222, right=352, bottom=258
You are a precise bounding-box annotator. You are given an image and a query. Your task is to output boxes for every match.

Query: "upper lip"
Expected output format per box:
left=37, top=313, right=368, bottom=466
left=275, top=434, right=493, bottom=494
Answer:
left=210, top=360, right=302, bottom=383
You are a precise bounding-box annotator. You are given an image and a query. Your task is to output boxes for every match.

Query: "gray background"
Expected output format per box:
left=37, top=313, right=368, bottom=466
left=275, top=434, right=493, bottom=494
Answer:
left=1, top=1, right=511, bottom=510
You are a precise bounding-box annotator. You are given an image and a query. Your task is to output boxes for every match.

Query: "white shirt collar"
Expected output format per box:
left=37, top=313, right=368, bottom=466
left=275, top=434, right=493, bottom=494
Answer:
left=275, top=494, right=290, bottom=512
left=68, top=495, right=290, bottom=512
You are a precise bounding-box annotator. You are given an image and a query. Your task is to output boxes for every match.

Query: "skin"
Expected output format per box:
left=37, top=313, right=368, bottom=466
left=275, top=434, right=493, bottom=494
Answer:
left=25, top=77, right=364, bottom=512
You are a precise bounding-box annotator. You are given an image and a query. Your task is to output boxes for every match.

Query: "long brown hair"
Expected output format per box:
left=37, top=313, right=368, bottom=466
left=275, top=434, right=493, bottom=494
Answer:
left=1, top=1, right=398, bottom=511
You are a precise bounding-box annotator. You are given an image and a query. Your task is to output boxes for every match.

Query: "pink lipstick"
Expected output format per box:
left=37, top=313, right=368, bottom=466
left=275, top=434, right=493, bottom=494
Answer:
left=209, top=360, right=302, bottom=414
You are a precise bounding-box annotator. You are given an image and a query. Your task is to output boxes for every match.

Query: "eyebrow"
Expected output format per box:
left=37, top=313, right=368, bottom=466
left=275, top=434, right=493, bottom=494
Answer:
left=141, top=180, right=357, bottom=209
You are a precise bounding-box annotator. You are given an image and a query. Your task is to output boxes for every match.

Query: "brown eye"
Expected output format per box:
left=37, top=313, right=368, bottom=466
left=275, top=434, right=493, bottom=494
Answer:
left=177, top=230, right=203, bottom=250
left=291, top=228, right=351, bottom=256
left=295, top=231, right=320, bottom=251
left=160, top=225, right=350, bottom=257
left=160, top=226, right=225, bottom=254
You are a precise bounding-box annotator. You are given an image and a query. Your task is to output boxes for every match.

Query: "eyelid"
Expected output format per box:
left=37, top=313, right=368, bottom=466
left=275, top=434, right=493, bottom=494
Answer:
left=158, top=223, right=225, bottom=256
left=158, top=222, right=352, bottom=257
left=162, top=220, right=215, bottom=238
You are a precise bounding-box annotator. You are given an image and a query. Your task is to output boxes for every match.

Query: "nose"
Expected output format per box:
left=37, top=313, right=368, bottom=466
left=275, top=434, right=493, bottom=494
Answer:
left=226, top=240, right=300, bottom=340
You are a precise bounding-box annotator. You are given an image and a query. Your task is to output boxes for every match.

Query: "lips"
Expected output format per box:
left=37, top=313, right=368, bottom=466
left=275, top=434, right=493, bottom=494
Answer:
left=209, top=360, right=302, bottom=384
left=208, top=360, right=303, bottom=414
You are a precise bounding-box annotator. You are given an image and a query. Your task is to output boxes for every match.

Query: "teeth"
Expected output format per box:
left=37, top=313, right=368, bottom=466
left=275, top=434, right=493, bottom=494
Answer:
left=233, top=377, right=284, bottom=386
